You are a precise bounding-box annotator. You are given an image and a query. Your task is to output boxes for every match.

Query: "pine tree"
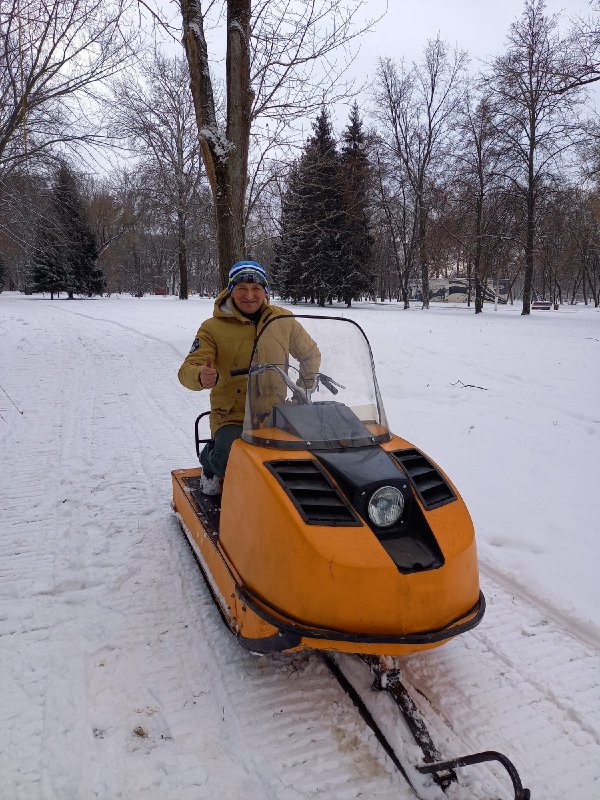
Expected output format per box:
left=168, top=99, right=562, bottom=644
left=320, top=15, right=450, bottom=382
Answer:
left=339, top=102, right=374, bottom=306
left=0, top=252, right=4, bottom=292
left=275, top=108, right=346, bottom=306
left=31, top=222, right=70, bottom=298
left=51, top=164, right=103, bottom=298
left=272, top=164, right=305, bottom=302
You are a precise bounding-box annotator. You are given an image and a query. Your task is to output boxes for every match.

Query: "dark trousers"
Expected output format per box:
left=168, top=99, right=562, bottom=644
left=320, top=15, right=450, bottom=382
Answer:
left=199, top=423, right=243, bottom=478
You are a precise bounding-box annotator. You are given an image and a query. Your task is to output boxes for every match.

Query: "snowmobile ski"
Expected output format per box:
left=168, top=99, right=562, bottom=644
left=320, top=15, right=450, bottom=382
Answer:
left=326, top=653, right=531, bottom=799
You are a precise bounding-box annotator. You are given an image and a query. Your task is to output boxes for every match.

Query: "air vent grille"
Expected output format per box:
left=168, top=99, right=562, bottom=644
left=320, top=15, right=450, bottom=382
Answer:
left=266, top=460, right=361, bottom=526
left=391, top=449, right=456, bottom=509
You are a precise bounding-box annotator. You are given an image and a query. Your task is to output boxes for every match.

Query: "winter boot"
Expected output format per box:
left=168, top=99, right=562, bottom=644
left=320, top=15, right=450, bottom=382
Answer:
left=199, top=472, right=223, bottom=496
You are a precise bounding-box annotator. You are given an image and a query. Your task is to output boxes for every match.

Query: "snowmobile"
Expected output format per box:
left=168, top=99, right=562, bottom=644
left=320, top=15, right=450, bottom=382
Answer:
left=172, top=315, right=529, bottom=799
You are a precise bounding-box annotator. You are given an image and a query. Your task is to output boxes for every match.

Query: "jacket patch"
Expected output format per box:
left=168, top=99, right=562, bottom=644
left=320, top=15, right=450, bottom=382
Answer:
left=189, top=338, right=200, bottom=353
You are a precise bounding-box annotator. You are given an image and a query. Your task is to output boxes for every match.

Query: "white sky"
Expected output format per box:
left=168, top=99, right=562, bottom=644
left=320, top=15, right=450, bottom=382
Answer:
left=355, top=0, right=595, bottom=77
left=155, top=0, right=595, bottom=77
left=324, top=0, right=599, bottom=130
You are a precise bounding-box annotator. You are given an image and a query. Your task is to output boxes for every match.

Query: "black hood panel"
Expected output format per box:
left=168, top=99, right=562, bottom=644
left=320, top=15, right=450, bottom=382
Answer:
left=314, top=447, right=444, bottom=574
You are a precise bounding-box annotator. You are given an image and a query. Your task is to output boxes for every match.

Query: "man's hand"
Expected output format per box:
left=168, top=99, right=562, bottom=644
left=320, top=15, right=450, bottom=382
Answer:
left=199, top=357, right=218, bottom=388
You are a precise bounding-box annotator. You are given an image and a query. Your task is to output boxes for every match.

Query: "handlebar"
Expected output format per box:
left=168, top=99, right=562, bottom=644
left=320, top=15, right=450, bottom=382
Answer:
left=250, top=364, right=309, bottom=403
left=229, top=365, right=344, bottom=402
left=319, top=374, right=338, bottom=395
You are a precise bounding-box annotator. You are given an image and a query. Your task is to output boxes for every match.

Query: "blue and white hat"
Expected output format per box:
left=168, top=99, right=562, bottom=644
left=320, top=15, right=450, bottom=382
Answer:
left=227, top=261, right=268, bottom=294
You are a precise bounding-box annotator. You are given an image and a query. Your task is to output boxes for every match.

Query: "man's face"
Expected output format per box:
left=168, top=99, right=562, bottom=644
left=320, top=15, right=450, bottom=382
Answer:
left=231, top=281, right=266, bottom=314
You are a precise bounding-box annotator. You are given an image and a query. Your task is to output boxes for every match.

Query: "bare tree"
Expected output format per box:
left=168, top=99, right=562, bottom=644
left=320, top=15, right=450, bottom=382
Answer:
left=110, top=52, right=205, bottom=298
left=452, top=93, right=512, bottom=313
left=491, top=0, right=586, bottom=315
left=0, top=168, right=47, bottom=289
left=374, top=39, right=466, bottom=309
left=371, top=144, right=417, bottom=308
left=0, top=0, right=139, bottom=174
left=558, top=3, right=600, bottom=92
left=177, top=0, right=373, bottom=287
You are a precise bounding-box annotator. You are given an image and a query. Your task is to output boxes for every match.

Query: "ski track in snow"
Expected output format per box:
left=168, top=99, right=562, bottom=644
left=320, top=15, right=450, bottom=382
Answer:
left=0, top=300, right=407, bottom=800
left=1, top=296, right=598, bottom=800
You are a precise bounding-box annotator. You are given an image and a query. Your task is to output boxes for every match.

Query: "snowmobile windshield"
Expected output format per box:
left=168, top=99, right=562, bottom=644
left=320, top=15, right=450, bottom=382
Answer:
left=241, top=315, right=391, bottom=450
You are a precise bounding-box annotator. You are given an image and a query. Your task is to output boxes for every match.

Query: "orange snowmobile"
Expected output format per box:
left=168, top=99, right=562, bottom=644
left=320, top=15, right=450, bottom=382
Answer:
left=172, top=314, right=484, bottom=657
left=172, top=315, right=530, bottom=800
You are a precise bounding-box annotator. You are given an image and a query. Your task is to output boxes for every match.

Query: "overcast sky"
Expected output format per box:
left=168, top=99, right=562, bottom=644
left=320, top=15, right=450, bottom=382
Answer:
left=354, top=0, right=595, bottom=75
left=158, top=0, right=595, bottom=83
left=317, top=0, right=597, bottom=125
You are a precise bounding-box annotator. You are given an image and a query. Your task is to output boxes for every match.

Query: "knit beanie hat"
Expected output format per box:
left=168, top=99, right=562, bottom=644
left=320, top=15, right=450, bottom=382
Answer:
left=227, top=261, right=269, bottom=294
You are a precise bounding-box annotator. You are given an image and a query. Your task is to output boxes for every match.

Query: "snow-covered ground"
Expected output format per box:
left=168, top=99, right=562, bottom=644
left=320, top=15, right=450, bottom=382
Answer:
left=1, top=291, right=598, bottom=799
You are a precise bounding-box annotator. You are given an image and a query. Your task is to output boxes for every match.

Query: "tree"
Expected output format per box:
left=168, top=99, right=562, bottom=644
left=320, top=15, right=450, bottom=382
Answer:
left=491, top=0, right=585, bottom=314
left=32, top=163, right=103, bottom=297
left=371, top=142, right=419, bottom=307
left=0, top=168, right=48, bottom=290
left=452, top=94, right=509, bottom=313
left=110, top=53, right=205, bottom=299
left=31, top=220, right=69, bottom=298
left=272, top=163, right=304, bottom=302
left=0, top=0, right=138, bottom=175
left=274, top=108, right=345, bottom=306
left=558, top=6, right=600, bottom=92
left=375, top=38, right=466, bottom=308
left=339, top=103, right=374, bottom=306
left=178, top=0, right=372, bottom=288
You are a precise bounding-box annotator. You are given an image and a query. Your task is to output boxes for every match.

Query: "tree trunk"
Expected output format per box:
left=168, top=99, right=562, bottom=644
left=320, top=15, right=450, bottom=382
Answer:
left=474, top=197, right=483, bottom=313
left=521, top=156, right=535, bottom=315
left=134, top=246, right=143, bottom=297
left=177, top=207, right=188, bottom=300
left=418, top=197, right=429, bottom=309
left=180, top=0, right=252, bottom=289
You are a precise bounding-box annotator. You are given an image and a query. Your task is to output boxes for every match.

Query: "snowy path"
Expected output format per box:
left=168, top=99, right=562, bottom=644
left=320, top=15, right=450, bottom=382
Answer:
left=0, top=299, right=406, bottom=800
left=1, top=295, right=598, bottom=799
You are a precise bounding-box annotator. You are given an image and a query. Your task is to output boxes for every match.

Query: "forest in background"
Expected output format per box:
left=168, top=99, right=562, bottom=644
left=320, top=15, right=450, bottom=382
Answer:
left=1, top=0, right=600, bottom=312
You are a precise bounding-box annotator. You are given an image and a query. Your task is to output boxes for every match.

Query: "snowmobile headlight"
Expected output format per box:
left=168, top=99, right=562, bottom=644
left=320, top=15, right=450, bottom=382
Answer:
left=367, top=486, right=404, bottom=528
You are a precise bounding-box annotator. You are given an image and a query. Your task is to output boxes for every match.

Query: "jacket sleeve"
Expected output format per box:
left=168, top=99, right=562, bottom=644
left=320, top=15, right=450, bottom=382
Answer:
left=177, top=322, right=217, bottom=391
left=290, top=320, right=321, bottom=388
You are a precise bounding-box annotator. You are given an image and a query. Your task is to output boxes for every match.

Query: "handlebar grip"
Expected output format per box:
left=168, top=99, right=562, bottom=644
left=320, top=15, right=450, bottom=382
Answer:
left=320, top=375, right=338, bottom=395
left=230, top=368, right=249, bottom=376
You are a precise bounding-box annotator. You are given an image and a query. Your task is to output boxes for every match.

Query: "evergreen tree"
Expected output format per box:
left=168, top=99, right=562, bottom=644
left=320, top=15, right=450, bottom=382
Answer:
left=272, top=164, right=305, bottom=302
left=275, top=108, right=346, bottom=306
left=339, top=102, right=374, bottom=306
left=52, top=164, right=103, bottom=297
left=31, top=222, right=70, bottom=298
left=0, top=252, right=4, bottom=292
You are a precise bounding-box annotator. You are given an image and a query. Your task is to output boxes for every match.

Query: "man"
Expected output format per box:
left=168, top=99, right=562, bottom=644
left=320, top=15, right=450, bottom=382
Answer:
left=178, top=261, right=320, bottom=495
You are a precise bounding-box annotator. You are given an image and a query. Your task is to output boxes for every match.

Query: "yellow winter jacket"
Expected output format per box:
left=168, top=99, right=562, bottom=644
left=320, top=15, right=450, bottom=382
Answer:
left=178, top=290, right=321, bottom=435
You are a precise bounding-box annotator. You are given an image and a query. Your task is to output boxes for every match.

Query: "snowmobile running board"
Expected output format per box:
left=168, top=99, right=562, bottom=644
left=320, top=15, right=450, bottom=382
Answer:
left=324, top=654, right=531, bottom=800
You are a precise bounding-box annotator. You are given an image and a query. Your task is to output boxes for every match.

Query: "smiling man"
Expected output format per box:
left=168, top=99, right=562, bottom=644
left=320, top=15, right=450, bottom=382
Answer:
left=178, top=261, right=320, bottom=495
